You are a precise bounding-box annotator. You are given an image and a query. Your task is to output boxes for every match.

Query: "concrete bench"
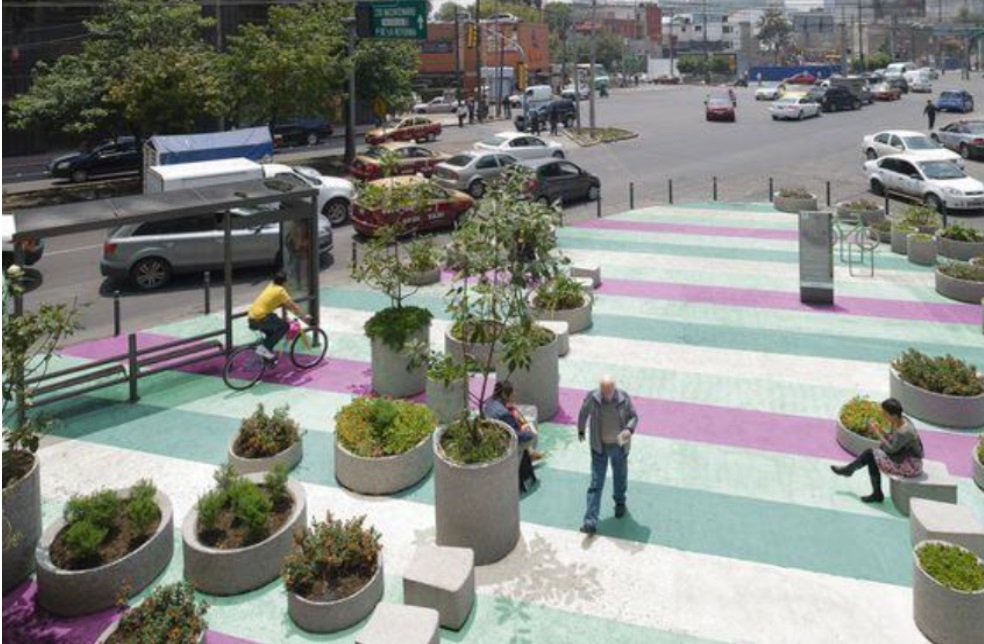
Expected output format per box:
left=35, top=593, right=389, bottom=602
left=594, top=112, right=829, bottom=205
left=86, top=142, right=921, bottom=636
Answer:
left=537, top=320, right=570, bottom=356
left=572, top=265, right=602, bottom=288
left=403, top=545, right=475, bottom=631
left=356, top=603, right=440, bottom=644
left=574, top=277, right=596, bottom=292
left=910, top=498, right=984, bottom=558
left=890, top=460, right=958, bottom=516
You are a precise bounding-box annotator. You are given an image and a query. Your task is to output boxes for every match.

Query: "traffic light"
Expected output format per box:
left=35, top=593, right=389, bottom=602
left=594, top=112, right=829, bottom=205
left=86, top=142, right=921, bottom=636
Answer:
left=466, top=23, right=477, bottom=48
left=516, top=61, right=528, bottom=91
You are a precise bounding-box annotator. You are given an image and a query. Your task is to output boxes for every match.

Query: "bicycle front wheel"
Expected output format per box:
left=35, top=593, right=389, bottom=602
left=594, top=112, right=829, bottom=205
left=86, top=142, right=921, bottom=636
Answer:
left=223, top=346, right=268, bottom=390
left=290, top=327, right=329, bottom=370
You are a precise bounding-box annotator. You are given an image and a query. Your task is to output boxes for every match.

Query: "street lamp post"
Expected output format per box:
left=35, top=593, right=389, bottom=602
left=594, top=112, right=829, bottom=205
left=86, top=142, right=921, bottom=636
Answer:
left=588, top=0, right=597, bottom=130
left=344, top=17, right=357, bottom=165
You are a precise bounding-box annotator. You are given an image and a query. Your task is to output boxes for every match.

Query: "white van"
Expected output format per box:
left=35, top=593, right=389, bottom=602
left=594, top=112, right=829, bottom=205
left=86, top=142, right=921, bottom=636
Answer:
left=885, top=62, right=916, bottom=78
left=523, top=85, right=554, bottom=109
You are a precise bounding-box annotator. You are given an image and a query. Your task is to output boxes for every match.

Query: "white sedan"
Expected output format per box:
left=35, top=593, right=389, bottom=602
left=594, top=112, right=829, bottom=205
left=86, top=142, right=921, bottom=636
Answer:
left=861, top=130, right=963, bottom=166
left=864, top=153, right=984, bottom=212
left=413, top=97, right=461, bottom=114
left=474, top=132, right=565, bottom=160
left=263, top=163, right=354, bottom=226
left=770, top=96, right=821, bottom=120
left=755, top=82, right=783, bottom=101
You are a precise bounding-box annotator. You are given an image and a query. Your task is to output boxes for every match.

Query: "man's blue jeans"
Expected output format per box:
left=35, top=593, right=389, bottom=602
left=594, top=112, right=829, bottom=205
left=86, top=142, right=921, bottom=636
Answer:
left=583, top=443, right=628, bottom=528
left=250, top=313, right=288, bottom=351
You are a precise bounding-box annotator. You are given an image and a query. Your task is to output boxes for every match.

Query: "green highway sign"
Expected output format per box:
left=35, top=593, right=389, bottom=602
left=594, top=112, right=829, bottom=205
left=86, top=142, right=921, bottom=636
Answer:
left=357, top=0, right=428, bottom=40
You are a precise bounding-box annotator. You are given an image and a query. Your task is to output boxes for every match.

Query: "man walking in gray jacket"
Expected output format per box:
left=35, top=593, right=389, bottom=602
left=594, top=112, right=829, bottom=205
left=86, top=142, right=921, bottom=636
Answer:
left=578, top=375, right=639, bottom=535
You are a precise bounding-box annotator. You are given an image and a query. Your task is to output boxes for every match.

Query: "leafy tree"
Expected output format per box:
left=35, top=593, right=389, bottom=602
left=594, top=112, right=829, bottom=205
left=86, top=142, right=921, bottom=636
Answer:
left=756, top=8, right=793, bottom=64
left=434, top=2, right=467, bottom=21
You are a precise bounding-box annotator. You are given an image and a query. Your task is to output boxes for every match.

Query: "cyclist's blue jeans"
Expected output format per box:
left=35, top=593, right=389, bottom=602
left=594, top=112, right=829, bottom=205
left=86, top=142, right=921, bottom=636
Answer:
left=251, top=314, right=287, bottom=351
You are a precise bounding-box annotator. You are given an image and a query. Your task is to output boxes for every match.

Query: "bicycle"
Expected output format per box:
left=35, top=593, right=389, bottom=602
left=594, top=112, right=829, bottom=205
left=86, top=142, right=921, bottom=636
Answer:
left=222, top=315, right=329, bottom=391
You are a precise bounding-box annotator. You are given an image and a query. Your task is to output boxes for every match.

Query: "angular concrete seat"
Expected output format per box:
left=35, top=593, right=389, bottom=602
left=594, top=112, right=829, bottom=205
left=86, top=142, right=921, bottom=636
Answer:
left=356, top=603, right=440, bottom=644
left=572, top=264, right=602, bottom=288
left=890, top=460, right=957, bottom=516
left=537, top=320, right=570, bottom=356
left=910, top=498, right=984, bottom=558
left=403, top=545, right=475, bottom=631
left=574, top=276, right=596, bottom=292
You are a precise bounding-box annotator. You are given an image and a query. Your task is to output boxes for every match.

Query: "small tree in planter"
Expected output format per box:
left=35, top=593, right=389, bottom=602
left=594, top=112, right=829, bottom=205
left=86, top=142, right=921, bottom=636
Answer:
left=282, top=513, right=383, bottom=633
left=333, top=397, right=437, bottom=495
left=835, top=395, right=890, bottom=456
left=936, top=260, right=984, bottom=304
left=99, top=581, right=209, bottom=644
left=890, top=349, right=984, bottom=429
left=913, top=541, right=984, bottom=644
left=837, top=198, right=884, bottom=225
left=407, top=348, right=471, bottom=425
left=938, top=224, right=984, bottom=261
left=228, top=404, right=304, bottom=474
left=531, top=273, right=593, bottom=334
left=901, top=204, right=940, bottom=234
left=890, top=222, right=916, bottom=254
left=773, top=186, right=818, bottom=213
left=404, top=237, right=442, bottom=286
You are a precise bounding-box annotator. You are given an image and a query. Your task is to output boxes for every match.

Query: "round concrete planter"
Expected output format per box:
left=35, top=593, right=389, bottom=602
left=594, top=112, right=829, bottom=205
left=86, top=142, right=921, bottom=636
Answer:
left=36, top=488, right=174, bottom=617
left=773, top=194, right=818, bottom=214
left=907, top=235, right=937, bottom=266
left=890, top=368, right=984, bottom=429
left=426, top=377, right=468, bottom=426
left=868, top=227, right=892, bottom=244
left=974, top=446, right=984, bottom=492
left=182, top=477, right=306, bottom=596
left=835, top=418, right=881, bottom=457
left=227, top=434, right=303, bottom=475
left=935, top=267, right=984, bottom=304
left=913, top=541, right=984, bottom=644
left=287, top=558, right=384, bottom=633
left=404, top=267, right=441, bottom=287
left=891, top=225, right=914, bottom=254
left=433, top=422, right=520, bottom=566
left=444, top=325, right=500, bottom=368
left=370, top=324, right=429, bottom=398
left=837, top=205, right=885, bottom=226
left=335, top=432, right=433, bottom=495
left=495, top=333, right=559, bottom=422
left=530, top=292, right=594, bottom=334
left=95, top=620, right=204, bottom=644
left=937, top=237, right=984, bottom=262
left=2, top=452, right=41, bottom=595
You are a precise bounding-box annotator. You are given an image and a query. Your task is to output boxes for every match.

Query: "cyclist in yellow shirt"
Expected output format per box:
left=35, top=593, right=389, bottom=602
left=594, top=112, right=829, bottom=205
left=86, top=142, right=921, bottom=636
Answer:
left=248, top=272, right=308, bottom=360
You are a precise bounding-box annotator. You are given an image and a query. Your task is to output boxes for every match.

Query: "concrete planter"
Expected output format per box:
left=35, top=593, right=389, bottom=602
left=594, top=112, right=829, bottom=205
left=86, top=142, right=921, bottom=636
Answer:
left=405, top=267, right=441, bottom=287
left=913, top=541, right=984, bottom=644
left=444, top=325, right=500, bottom=368
left=530, top=292, right=594, bottom=334
left=2, top=452, right=41, bottom=595
left=426, top=377, right=468, bottom=426
left=774, top=194, right=818, bottom=213
left=907, top=235, right=937, bottom=266
left=36, top=489, right=174, bottom=617
left=433, top=422, right=520, bottom=566
left=974, top=447, right=984, bottom=492
left=227, top=435, right=303, bottom=475
left=891, top=226, right=914, bottom=254
left=937, top=237, right=984, bottom=262
left=495, top=333, right=559, bottom=422
left=890, top=368, right=984, bottom=429
left=182, top=477, right=306, bottom=595
left=935, top=267, right=984, bottom=304
left=95, top=621, right=204, bottom=644
left=335, top=432, right=433, bottom=495
left=868, top=227, right=891, bottom=244
left=836, top=205, right=885, bottom=226
left=287, top=558, right=384, bottom=633
left=835, top=418, right=881, bottom=457
left=370, top=324, right=429, bottom=398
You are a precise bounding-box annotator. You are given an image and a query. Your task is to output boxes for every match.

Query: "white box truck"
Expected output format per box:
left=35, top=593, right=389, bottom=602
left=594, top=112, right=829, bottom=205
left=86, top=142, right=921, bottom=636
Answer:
left=144, top=158, right=264, bottom=194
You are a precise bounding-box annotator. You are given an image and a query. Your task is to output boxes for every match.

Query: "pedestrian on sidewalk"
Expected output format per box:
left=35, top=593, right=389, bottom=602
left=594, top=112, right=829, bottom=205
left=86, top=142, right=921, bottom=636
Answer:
left=529, top=109, right=542, bottom=136
left=549, top=108, right=559, bottom=136
left=923, top=98, right=938, bottom=130
left=457, top=102, right=467, bottom=128
left=467, top=96, right=475, bottom=124
left=578, top=375, right=638, bottom=536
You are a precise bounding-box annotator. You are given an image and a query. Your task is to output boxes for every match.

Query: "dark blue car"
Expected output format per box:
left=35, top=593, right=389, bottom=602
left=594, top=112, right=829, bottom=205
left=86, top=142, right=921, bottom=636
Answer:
left=935, top=90, right=974, bottom=114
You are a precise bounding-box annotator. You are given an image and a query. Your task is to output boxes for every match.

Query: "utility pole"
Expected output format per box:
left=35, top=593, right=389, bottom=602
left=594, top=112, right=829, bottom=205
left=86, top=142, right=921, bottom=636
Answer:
left=840, top=6, right=848, bottom=75
left=668, top=9, right=675, bottom=77
left=589, top=0, right=597, bottom=130
left=475, top=0, right=483, bottom=119
left=702, top=0, right=710, bottom=84
left=454, top=5, right=463, bottom=105
left=572, top=29, right=582, bottom=130
left=344, top=18, right=357, bottom=165
left=858, top=0, right=865, bottom=70
left=497, top=18, right=505, bottom=119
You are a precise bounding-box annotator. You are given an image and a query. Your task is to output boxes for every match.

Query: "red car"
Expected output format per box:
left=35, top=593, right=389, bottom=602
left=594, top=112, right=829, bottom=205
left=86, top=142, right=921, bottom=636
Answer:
left=783, top=72, right=817, bottom=85
left=351, top=176, right=474, bottom=237
left=870, top=82, right=902, bottom=101
left=704, top=96, right=736, bottom=122
left=350, top=143, right=447, bottom=181
left=364, top=116, right=442, bottom=145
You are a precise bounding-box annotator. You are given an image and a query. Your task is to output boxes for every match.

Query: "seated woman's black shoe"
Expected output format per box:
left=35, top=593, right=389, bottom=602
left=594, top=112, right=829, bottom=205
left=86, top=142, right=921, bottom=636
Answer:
left=861, top=492, right=884, bottom=503
left=830, top=465, right=850, bottom=476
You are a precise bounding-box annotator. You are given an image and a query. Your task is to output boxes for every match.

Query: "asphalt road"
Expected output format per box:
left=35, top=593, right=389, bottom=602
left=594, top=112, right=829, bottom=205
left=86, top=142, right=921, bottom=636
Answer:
left=10, top=77, right=984, bottom=341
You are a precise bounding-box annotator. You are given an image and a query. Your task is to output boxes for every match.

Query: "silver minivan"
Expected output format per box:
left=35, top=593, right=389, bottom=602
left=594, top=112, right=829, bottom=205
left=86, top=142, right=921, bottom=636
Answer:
left=432, top=150, right=518, bottom=198
left=100, top=208, right=333, bottom=290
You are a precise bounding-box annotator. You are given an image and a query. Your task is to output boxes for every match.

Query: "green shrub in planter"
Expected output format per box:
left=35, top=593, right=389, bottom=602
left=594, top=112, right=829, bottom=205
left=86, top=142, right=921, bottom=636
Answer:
left=425, top=352, right=470, bottom=386
left=902, top=205, right=940, bottom=230
left=364, top=306, right=434, bottom=352
left=910, top=233, right=934, bottom=242
left=939, top=224, right=984, bottom=242
left=777, top=187, right=812, bottom=199
left=892, top=349, right=984, bottom=397
left=839, top=396, right=889, bottom=440
left=405, top=238, right=441, bottom=273
left=335, top=397, right=435, bottom=458
left=917, top=542, right=984, bottom=592
left=58, top=482, right=159, bottom=569
left=107, top=581, right=209, bottom=644
left=196, top=465, right=289, bottom=546
left=869, top=220, right=893, bottom=233
left=533, top=274, right=587, bottom=310
left=235, top=404, right=301, bottom=459
left=282, top=513, right=381, bottom=601
left=939, top=261, right=984, bottom=283
left=842, top=198, right=879, bottom=212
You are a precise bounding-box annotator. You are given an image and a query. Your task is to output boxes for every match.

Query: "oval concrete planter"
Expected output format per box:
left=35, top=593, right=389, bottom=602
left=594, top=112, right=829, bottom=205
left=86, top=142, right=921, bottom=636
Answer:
left=774, top=194, right=818, bottom=214
left=907, top=235, right=937, bottom=266
left=370, top=324, right=429, bottom=398
left=95, top=620, right=205, bottom=644
left=404, top=267, right=441, bottom=287
left=444, top=325, right=500, bottom=368
left=937, top=237, right=984, bottom=262
left=974, top=447, right=984, bottom=492
left=2, top=452, right=41, bottom=595
left=426, top=377, right=468, bottom=426
left=335, top=432, right=433, bottom=495
left=434, top=422, right=520, bottom=566
left=227, top=435, right=303, bottom=475
left=837, top=205, right=885, bottom=226
left=36, top=488, right=174, bottom=617
left=835, top=418, right=881, bottom=457
left=495, top=333, right=559, bottom=422
left=868, top=228, right=891, bottom=244
left=913, top=541, right=984, bottom=644
left=287, top=558, right=384, bottom=633
left=890, top=368, right=984, bottom=429
left=891, top=226, right=914, bottom=254
left=935, top=268, right=984, bottom=304
left=530, top=292, right=594, bottom=334
left=182, top=477, right=306, bottom=595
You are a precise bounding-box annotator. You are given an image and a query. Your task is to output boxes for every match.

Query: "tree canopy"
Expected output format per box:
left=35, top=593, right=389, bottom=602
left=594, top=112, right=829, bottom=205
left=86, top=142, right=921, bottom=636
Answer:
left=756, top=8, right=793, bottom=64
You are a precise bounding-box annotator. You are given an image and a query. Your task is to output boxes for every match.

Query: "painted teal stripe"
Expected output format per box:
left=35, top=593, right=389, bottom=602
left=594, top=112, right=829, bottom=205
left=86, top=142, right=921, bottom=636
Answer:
left=564, top=226, right=798, bottom=252
left=672, top=201, right=782, bottom=213
left=610, top=209, right=795, bottom=229
left=46, top=397, right=914, bottom=587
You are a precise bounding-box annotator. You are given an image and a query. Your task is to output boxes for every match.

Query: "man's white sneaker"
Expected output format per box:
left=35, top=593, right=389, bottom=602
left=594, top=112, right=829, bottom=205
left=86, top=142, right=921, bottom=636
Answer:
left=255, top=345, right=275, bottom=360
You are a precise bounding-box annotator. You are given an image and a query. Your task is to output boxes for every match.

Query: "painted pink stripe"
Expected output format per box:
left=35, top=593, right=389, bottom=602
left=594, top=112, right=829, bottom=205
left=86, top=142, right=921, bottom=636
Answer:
left=61, top=334, right=981, bottom=477
left=575, top=218, right=798, bottom=241
left=597, top=277, right=979, bottom=325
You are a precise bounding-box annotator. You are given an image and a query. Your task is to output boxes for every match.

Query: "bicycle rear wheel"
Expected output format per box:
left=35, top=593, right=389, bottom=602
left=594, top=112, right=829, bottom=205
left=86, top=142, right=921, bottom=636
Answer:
left=289, top=327, right=329, bottom=370
left=223, top=346, right=268, bottom=390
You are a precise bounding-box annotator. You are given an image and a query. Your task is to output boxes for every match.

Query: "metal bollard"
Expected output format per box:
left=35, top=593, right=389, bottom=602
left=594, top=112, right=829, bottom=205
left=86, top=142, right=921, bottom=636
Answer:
left=351, top=242, right=358, bottom=266
left=629, top=182, right=635, bottom=210
left=113, top=290, right=121, bottom=337
left=884, top=194, right=890, bottom=217
left=713, top=176, right=718, bottom=202
left=668, top=178, right=674, bottom=205
left=203, top=271, right=211, bottom=315
left=128, top=333, right=139, bottom=403
left=596, top=193, right=602, bottom=218
left=941, top=201, right=948, bottom=229
left=768, top=177, right=774, bottom=202
left=825, top=181, right=831, bottom=207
